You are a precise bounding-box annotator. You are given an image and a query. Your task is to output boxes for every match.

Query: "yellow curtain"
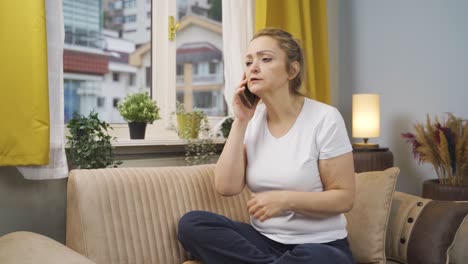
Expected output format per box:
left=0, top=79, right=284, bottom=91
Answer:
left=255, top=0, right=330, bottom=103
left=0, top=1, right=50, bottom=165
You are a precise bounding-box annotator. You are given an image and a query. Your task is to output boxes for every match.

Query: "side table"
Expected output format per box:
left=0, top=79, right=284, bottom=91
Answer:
left=353, top=147, right=394, bottom=173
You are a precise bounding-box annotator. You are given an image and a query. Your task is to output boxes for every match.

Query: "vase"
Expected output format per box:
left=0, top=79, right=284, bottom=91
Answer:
left=422, top=179, right=468, bottom=201
left=128, top=122, right=147, bottom=139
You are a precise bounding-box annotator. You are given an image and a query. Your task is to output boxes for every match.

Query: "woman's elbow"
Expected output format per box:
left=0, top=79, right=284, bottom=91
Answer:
left=214, top=180, right=242, bottom=196
left=342, top=192, right=355, bottom=213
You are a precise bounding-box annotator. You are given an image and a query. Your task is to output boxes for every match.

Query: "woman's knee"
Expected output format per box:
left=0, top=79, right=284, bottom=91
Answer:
left=177, top=210, right=219, bottom=243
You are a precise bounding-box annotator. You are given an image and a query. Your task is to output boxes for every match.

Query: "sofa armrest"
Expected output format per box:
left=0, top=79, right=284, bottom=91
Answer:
left=386, top=191, right=468, bottom=264
left=0, top=231, right=95, bottom=264
left=449, top=210, right=468, bottom=263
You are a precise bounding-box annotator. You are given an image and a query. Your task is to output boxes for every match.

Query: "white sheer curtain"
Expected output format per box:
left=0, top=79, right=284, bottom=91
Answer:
left=221, top=0, right=255, bottom=116
left=18, top=0, right=68, bottom=180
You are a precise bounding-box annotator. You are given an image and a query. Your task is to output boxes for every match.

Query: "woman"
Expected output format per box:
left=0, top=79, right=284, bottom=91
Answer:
left=178, top=28, right=356, bottom=264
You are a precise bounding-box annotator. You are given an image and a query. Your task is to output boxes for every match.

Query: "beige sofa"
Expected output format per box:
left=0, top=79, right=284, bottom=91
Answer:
left=1, top=164, right=467, bottom=264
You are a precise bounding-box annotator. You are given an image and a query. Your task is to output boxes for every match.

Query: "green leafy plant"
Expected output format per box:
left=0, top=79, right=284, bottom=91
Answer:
left=66, top=112, right=122, bottom=169
left=117, top=92, right=160, bottom=123
left=402, top=113, right=468, bottom=186
left=220, top=117, right=234, bottom=138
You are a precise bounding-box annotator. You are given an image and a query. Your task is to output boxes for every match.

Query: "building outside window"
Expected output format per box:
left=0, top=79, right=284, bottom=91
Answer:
left=64, top=0, right=226, bottom=128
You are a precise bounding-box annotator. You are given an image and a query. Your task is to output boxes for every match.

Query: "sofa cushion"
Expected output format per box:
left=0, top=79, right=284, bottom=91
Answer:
left=345, top=167, right=400, bottom=264
left=0, top=231, right=94, bottom=264
left=386, top=191, right=468, bottom=264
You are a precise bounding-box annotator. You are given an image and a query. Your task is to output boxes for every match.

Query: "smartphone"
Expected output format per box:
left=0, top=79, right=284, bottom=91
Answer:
left=242, top=84, right=257, bottom=108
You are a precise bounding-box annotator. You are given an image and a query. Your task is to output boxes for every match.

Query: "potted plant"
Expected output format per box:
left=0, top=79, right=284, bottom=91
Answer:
left=401, top=113, right=468, bottom=200
left=175, top=102, right=206, bottom=139
left=66, top=112, right=122, bottom=169
left=118, top=92, right=160, bottom=139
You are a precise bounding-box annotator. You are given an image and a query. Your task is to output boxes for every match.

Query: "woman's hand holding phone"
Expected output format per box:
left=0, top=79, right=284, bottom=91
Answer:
left=232, top=73, right=258, bottom=123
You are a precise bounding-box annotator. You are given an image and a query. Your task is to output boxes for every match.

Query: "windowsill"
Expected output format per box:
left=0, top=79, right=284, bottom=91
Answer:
left=113, top=136, right=226, bottom=156
left=65, top=116, right=228, bottom=156
left=114, top=137, right=226, bottom=147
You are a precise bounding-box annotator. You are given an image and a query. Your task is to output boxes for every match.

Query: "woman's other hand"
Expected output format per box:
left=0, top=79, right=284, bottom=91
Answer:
left=247, top=191, right=287, bottom=222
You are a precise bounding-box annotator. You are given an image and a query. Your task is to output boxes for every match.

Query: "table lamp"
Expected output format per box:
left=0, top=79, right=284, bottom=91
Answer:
left=352, top=94, right=380, bottom=148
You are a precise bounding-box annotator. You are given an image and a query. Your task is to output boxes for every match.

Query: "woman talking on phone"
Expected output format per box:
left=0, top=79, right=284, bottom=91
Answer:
left=178, top=28, right=356, bottom=264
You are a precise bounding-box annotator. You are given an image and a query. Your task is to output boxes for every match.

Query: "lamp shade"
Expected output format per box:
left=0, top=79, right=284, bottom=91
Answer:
left=352, top=94, right=380, bottom=138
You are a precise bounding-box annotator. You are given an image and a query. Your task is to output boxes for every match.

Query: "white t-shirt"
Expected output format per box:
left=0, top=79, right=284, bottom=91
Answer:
left=244, top=98, right=352, bottom=244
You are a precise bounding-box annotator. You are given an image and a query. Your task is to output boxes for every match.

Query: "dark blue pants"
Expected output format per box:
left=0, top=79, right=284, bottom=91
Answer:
left=178, top=210, right=355, bottom=264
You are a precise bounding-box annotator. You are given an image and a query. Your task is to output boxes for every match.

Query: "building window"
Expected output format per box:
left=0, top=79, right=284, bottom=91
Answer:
left=209, top=62, right=216, bottom=74
left=113, top=98, right=120, bottom=108
left=63, top=0, right=152, bottom=124
left=194, top=91, right=214, bottom=108
left=123, top=0, right=136, bottom=8
left=124, top=14, right=137, bottom=23
left=128, top=74, right=135, bottom=86
left=176, top=64, right=184, bottom=75
left=97, top=97, right=105, bottom=108
left=193, top=63, right=198, bottom=75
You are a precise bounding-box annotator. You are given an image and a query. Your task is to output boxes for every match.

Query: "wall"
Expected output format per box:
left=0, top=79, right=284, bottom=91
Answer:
left=329, top=0, right=468, bottom=195
left=0, top=167, right=67, bottom=243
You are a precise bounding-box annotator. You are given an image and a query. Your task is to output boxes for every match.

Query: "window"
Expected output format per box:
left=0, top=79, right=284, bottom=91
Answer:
left=97, top=97, right=105, bottom=108
left=114, top=1, right=123, bottom=10
left=63, top=0, right=150, bottom=124
left=174, top=1, right=226, bottom=117
left=63, top=0, right=227, bottom=136
left=176, top=64, right=184, bottom=75
left=113, top=98, right=120, bottom=108
left=123, top=0, right=136, bottom=8
left=124, top=14, right=137, bottom=23
left=209, top=62, right=216, bottom=74
left=128, top=73, right=135, bottom=86
left=194, top=91, right=214, bottom=108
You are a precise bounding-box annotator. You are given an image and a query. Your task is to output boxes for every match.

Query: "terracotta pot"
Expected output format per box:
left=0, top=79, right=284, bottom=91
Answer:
left=422, top=179, right=468, bottom=201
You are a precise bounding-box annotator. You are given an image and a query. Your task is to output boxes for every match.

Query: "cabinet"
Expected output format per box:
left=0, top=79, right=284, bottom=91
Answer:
left=353, top=147, right=394, bottom=173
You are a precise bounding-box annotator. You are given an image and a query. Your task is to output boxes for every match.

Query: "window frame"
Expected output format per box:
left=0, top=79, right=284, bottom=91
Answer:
left=66, top=0, right=226, bottom=143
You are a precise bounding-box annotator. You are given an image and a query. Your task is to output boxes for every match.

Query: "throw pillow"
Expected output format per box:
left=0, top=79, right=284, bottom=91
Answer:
left=345, top=167, right=400, bottom=264
left=386, top=191, right=468, bottom=264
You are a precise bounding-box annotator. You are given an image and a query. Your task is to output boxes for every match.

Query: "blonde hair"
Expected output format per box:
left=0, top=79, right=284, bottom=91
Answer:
left=252, top=28, right=305, bottom=94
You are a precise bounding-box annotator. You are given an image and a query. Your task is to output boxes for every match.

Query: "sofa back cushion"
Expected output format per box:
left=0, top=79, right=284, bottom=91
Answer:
left=345, top=167, right=400, bottom=264
left=67, top=165, right=251, bottom=264
left=386, top=191, right=468, bottom=264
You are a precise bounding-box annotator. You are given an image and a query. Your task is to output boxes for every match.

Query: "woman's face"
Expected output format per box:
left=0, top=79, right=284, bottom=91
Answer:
left=244, top=36, right=291, bottom=96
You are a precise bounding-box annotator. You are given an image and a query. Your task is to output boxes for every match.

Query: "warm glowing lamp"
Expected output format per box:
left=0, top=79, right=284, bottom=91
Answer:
left=352, top=94, right=380, bottom=148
